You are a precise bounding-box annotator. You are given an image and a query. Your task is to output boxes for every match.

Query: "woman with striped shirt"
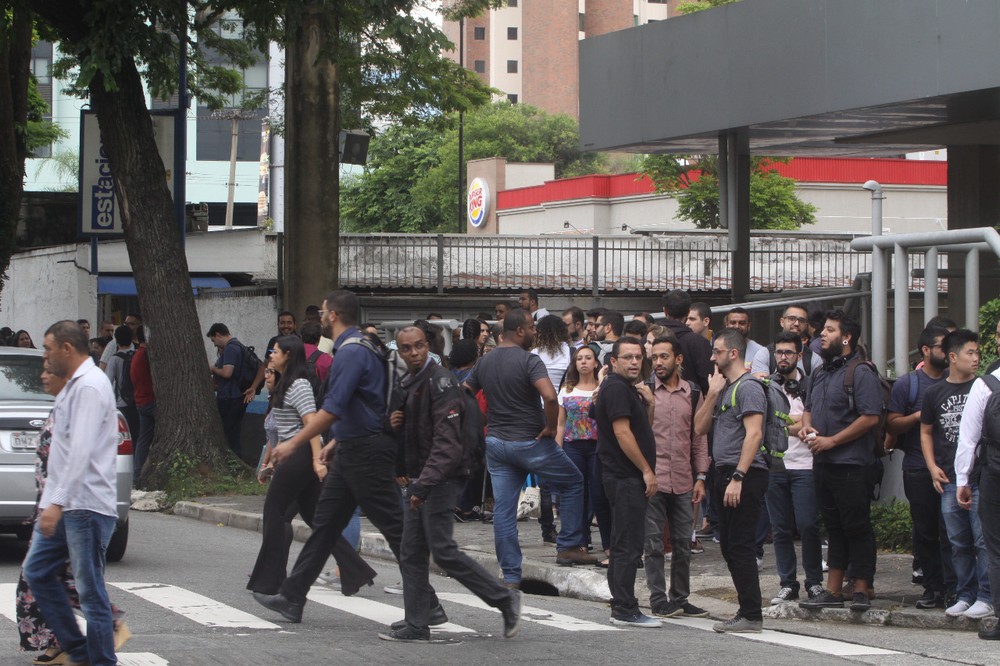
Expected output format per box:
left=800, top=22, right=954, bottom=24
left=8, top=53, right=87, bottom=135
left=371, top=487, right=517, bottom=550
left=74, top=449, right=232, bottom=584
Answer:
left=247, top=336, right=376, bottom=596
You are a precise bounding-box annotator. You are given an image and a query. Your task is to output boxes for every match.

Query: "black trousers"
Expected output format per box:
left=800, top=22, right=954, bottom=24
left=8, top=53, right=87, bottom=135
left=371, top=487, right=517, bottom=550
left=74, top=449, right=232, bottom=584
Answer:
left=979, top=466, right=1000, bottom=610
left=216, top=397, right=246, bottom=456
left=279, top=433, right=438, bottom=610
left=814, top=462, right=876, bottom=586
left=603, top=474, right=647, bottom=616
left=714, top=465, right=767, bottom=622
left=903, top=467, right=956, bottom=595
left=401, top=479, right=512, bottom=631
left=247, top=442, right=376, bottom=595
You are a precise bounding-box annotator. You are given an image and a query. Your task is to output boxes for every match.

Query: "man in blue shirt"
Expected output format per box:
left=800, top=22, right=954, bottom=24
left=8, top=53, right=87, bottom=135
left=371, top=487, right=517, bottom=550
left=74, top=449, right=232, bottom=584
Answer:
left=254, top=290, right=443, bottom=625
left=207, top=323, right=246, bottom=456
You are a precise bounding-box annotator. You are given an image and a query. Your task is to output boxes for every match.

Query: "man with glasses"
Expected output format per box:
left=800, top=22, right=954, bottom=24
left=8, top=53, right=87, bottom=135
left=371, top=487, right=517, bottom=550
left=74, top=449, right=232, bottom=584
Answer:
left=595, top=336, right=661, bottom=627
left=589, top=310, right=623, bottom=365
left=887, top=326, right=954, bottom=609
left=751, top=304, right=819, bottom=377
left=723, top=308, right=763, bottom=372
left=661, top=290, right=712, bottom=394
left=585, top=307, right=605, bottom=345
left=694, top=328, right=768, bottom=632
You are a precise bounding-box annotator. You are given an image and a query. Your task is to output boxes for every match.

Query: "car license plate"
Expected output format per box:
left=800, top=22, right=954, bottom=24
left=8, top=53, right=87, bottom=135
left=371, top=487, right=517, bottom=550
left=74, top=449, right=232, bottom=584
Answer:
left=9, top=431, right=37, bottom=451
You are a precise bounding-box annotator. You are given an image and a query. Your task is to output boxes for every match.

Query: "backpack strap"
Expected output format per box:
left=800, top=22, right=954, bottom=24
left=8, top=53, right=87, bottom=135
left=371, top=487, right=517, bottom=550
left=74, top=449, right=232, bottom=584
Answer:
left=843, top=357, right=865, bottom=414
left=983, top=374, right=1000, bottom=394
left=802, top=346, right=813, bottom=376
left=767, top=342, right=777, bottom=375
left=687, top=380, right=701, bottom=443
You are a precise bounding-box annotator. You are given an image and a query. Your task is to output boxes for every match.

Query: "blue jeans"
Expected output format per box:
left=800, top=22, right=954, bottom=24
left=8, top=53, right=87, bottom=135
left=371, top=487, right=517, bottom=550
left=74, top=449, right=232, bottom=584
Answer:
left=941, top=483, right=991, bottom=604
left=23, top=510, right=117, bottom=666
left=765, top=469, right=823, bottom=591
left=563, top=439, right=611, bottom=551
left=344, top=506, right=362, bottom=551
left=486, top=436, right=585, bottom=582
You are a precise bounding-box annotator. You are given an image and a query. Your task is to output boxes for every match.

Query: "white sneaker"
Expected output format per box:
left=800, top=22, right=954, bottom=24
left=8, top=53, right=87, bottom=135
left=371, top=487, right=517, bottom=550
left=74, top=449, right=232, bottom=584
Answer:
left=945, top=599, right=971, bottom=617
left=383, top=582, right=404, bottom=595
left=964, top=600, right=994, bottom=619
left=756, top=556, right=764, bottom=571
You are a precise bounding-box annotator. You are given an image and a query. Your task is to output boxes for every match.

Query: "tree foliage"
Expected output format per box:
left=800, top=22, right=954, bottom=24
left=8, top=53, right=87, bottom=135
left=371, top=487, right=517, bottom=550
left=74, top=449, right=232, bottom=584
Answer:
left=642, top=154, right=816, bottom=230
left=677, top=0, right=742, bottom=14
left=341, top=101, right=607, bottom=233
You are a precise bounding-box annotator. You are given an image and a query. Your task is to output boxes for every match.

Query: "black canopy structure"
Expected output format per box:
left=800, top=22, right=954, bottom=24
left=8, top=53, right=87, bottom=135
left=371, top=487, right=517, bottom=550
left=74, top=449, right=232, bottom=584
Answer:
left=579, top=0, right=1000, bottom=299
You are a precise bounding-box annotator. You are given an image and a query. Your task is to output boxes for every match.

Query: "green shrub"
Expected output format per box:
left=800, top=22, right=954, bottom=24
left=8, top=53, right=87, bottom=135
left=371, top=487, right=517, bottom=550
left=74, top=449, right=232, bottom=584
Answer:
left=979, top=298, right=1000, bottom=373
left=871, top=500, right=913, bottom=554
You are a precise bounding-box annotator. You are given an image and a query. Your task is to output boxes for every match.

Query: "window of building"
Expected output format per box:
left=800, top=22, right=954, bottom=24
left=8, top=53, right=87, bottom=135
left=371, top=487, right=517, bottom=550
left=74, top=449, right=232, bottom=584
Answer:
left=579, top=13, right=585, bottom=31
left=507, top=59, right=518, bottom=74
left=29, top=42, right=53, bottom=158
left=634, top=14, right=639, bottom=26
left=474, top=60, right=486, bottom=73
left=474, top=26, right=485, bottom=40
left=507, top=94, right=518, bottom=104
left=508, top=0, right=517, bottom=6
left=507, top=27, right=517, bottom=40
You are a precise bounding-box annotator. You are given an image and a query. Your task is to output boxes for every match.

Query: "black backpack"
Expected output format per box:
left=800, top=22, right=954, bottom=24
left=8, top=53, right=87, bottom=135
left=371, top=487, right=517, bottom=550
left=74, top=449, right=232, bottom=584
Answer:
left=305, top=348, right=326, bottom=404
left=843, top=358, right=893, bottom=459
left=113, top=350, right=136, bottom=407
left=229, top=339, right=263, bottom=395
left=977, top=375, right=1000, bottom=475
left=339, top=336, right=406, bottom=432
left=459, top=387, right=486, bottom=475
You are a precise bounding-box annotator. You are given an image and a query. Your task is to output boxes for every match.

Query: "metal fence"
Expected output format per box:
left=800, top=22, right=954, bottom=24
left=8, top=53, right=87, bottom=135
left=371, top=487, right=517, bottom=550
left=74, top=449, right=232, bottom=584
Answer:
left=338, top=232, right=940, bottom=294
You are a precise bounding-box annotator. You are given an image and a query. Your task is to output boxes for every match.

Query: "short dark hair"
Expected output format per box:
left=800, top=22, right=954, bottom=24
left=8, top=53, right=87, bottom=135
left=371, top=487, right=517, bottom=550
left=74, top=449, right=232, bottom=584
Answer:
left=600, top=310, right=625, bottom=337
left=662, top=289, right=692, bottom=319
left=562, top=306, right=585, bottom=326
left=611, top=336, right=644, bottom=359
left=808, top=307, right=829, bottom=330
left=585, top=307, right=606, bottom=320
left=725, top=307, right=750, bottom=322
left=943, top=329, right=978, bottom=357
left=206, top=323, right=230, bottom=338
left=918, top=326, right=949, bottom=355
left=76, top=318, right=89, bottom=327
left=126, top=312, right=142, bottom=323
left=300, top=321, right=322, bottom=345
left=133, top=325, right=145, bottom=344
left=714, top=327, right=747, bottom=359
left=278, top=310, right=295, bottom=322
left=783, top=303, right=810, bottom=318
left=45, top=320, right=89, bottom=355
left=926, top=315, right=958, bottom=331
left=522, top=288, right=539, bottom=305
left=774, top=330, right=802, bottom=352
left=503, top=308, right=532, bottom=332
left=825, top=310, right=861, bottom=352
left=449, top=339, right=480, bottom=368
left=305, top=304, right=320, bottom=316
left=689, top=302, right=712, bottom=320
left=623, top=319, right=648, bottom=338
left=324, top=289, right=359, bottom=325
left=650, top=335, right=681, bottom=357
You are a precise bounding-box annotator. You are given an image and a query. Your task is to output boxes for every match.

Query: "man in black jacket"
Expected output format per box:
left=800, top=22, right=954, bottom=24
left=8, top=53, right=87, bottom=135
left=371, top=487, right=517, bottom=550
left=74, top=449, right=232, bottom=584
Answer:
left=661, top=290, right=712, bottom=394
left=379, top=326, right=522, bottom=643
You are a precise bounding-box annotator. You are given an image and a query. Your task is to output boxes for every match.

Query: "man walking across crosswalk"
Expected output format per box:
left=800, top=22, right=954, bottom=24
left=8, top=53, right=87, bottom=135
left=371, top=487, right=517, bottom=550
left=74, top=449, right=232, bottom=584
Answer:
left=379, top=326, right=522, bottom=642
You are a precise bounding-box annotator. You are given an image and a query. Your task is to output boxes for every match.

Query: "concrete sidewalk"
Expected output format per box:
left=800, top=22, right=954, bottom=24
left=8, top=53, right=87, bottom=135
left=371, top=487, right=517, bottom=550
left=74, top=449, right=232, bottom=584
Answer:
left=172, top=495, right=995, bottom=632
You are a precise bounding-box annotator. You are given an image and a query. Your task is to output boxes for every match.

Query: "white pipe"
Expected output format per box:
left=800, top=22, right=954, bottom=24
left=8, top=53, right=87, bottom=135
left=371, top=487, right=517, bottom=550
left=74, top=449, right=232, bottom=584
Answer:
left=967, top=249, right=980, bottom=332
left=894, top=243, right=909, bottom=378
left=865, top=181, right=887, bottom=373
left=924, top=247, right=938, bottom=321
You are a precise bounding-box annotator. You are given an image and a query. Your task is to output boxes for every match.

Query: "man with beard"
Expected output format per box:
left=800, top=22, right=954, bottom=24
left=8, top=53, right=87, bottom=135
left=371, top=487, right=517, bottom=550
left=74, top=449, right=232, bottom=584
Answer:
left=465, top=309, right=594, bottom=588
left=643, top=336, right=710, bottom=619
left=799, top=311, right=881, bottom=613
left=887, top=326, right=953, bottom=609
left=595, top=336, right=661, bottom=627
left=661, top=290, right=712, bottom=394
left=751, top=304, right=819, bottom=377
left=246, top=310, right=299, bottom=400
left=764, top=332, right=824, bottom=605
left=380, top=326, right=522, bottom=642
left=694, top=328, right=768, bottom=632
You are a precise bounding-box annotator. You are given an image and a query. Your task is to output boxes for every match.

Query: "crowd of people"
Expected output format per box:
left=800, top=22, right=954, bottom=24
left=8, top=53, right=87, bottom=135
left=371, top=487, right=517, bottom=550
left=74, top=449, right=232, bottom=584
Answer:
left=213, top=287, right=999, bottom=642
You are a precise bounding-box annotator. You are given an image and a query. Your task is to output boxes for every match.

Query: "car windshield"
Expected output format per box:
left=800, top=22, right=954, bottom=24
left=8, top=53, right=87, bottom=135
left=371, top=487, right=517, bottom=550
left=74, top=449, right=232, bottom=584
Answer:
left=0, top=355, right=52, bottom=401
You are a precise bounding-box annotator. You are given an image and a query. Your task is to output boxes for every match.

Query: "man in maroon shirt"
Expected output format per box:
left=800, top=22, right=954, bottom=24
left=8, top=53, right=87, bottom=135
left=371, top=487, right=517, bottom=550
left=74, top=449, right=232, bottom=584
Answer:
left=643, top=336, right=710, bottom=619
left=130, top=327, right=155, bottom=485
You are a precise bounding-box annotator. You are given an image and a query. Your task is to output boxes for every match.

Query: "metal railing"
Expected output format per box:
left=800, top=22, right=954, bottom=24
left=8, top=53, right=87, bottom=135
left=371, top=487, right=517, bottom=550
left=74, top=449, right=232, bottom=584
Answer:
left=339, top=231, right=939, bottom=295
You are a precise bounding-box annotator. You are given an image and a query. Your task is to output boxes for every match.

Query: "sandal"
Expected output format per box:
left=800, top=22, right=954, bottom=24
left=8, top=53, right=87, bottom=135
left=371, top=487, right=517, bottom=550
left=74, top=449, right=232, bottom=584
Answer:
left=33, top=649, right=67, bottom=665
left=596, top=558, right=609, bottom=569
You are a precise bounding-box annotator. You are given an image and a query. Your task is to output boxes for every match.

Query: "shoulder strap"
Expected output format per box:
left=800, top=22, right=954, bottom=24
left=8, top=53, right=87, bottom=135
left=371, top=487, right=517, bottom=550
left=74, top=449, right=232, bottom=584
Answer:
left=767, top=342, right=777, bottom=374
left=307, top=348, right=323, bottom=365
left=802, top=345, right=813, bottom=376
left=843, top=357, right=863, bottom=413
left=907, top=372, right=919, bottom=410
left=983, top=374, right=1000, bottom=394
left=687, top=380, right=700, bottom=442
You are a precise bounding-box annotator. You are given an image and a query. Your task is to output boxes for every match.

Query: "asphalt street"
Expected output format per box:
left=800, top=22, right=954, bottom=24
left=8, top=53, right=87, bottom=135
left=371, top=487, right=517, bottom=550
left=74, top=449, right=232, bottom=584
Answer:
left=0, top=512, right=995, bottom=665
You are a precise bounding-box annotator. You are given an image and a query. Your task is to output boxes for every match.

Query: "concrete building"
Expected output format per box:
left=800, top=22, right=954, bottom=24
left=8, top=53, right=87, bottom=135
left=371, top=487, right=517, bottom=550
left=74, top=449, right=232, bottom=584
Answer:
left=442, top=0, right=679, bottom=118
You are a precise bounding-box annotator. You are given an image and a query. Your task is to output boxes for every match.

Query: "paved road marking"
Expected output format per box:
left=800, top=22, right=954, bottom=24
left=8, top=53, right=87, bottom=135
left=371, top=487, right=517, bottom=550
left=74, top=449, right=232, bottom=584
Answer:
left=437, top=592, right=620, bottom=632
left=307, top=587, right=473, bottom=633
left=116, top=653, right=170, bottom=666
left=110, top=583, right=280, bottom=630
left=662, top=617, right=900, bottom=656
left=0, top=583, right=17, bottom=624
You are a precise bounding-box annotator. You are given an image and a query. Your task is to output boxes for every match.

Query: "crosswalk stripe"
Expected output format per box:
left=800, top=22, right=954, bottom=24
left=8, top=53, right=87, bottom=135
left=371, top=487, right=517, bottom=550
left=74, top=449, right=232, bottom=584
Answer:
left=109, top=583, right=280, bottom=630
left=661, top=617, right=900, bottom=656
left=0, top=583, right=18, bottom=625
left=436, top=592, right=620, bottom=632
left=116, top=653, right=170, bottom=665
left=306, top=587, right=473, bottom=633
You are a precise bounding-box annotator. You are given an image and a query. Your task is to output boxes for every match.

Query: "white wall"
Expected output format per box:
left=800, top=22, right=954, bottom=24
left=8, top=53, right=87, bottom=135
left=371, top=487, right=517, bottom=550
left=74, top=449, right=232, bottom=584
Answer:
left=3, top=245, right=97, bottom=343
left=505, top=163, right=554, bottom=189
left=195, top=290, right=279, bottom=363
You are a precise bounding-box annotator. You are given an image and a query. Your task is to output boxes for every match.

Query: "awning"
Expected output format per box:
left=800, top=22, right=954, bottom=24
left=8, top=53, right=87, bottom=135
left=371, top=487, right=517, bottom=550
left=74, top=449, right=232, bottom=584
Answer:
left=97, top=276, right=230, bottom=296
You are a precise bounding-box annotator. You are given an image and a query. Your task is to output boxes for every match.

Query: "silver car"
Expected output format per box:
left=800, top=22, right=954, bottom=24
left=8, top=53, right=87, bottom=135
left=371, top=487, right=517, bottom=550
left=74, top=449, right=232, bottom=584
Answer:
left=0, top=348, right=133, bottom=561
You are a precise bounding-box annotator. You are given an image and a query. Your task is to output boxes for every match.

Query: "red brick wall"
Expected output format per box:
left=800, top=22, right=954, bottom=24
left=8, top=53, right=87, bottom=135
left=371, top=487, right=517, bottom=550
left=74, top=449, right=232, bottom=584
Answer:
left=586, top=0, right=633, bottom=37
left=523, top=0, right=580, bottom=119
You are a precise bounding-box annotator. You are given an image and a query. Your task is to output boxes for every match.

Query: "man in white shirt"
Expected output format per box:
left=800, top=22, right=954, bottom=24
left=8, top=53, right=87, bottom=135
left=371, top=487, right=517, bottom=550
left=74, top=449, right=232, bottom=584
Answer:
left=518, top=289, right=550, bottom=322
left=24, top=321, right=120, bottom=666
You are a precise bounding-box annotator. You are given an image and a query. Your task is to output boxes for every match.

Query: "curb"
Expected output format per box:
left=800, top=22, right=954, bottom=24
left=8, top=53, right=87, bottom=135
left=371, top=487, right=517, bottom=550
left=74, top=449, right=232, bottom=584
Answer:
left=172, top=501, right=612, bottom=604
left=763, top=599, right=998, bottom=633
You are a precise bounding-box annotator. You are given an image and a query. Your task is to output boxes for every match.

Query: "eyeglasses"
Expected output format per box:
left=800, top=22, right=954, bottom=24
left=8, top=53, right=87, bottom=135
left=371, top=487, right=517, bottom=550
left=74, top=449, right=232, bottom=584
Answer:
left=711, top=348, right=732, bottom=356
left=774, top=349, right=798, bottom=357
left=265, top=369, right=275, bottom=376
left=782, top=315, right=808, bottom=324
left=398, top=341, right=429, bottom=354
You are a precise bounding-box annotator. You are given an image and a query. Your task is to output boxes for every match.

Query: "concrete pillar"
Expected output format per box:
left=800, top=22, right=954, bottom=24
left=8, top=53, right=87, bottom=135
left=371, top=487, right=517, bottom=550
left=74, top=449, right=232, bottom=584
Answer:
left=946, top=145, right=1000, bottom=328
left=466, top=157, right=505, bottom=234
left=727, top=129, right=751, bottom=301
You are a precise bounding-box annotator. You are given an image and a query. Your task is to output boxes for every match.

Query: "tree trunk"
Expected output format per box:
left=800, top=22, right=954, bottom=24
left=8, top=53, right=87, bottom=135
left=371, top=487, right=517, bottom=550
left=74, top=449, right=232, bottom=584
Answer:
left=283, top=3, right=341, bottom=318
left=0, top=4, right=32, bottom=292
left=87, top=59, right=231, bottom=489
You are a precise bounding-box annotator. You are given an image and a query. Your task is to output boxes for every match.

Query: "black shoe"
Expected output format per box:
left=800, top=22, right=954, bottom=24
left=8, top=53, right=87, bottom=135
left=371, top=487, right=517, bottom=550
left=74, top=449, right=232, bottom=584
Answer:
left=680, top=602, right=709, bottom=618
left=850, top=591, right=871, bottom=612
left=542, top=531, right=557, bottom=544
left=501, top=590, right=523, bottom=638
left=915, top=589, right=944, bottom=610
left=651, top=601, right=683, bottom=618
left=252, top=592, right=303, bottom=623
left=979, top=624, right=1000, bottom=640
left=799, top=590, right=844, bottom=609
left=378, top=626, right=431, bottom=643
left=391, top=604, right=449, bottom=631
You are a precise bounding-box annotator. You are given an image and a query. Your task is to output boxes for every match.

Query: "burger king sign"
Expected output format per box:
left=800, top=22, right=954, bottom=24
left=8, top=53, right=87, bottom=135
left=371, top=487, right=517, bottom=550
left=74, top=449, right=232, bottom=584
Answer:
left=467, top=177, right=491, bottom=228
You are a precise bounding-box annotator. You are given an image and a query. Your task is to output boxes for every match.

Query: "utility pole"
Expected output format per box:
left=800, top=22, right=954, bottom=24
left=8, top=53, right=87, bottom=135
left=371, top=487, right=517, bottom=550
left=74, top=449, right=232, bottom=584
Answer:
left=211, top=109, right=256, bottom=229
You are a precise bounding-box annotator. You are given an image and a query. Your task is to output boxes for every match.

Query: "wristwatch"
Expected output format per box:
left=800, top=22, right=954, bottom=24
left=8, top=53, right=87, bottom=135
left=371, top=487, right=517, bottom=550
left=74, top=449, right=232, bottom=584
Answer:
left=731, top=469, right=746, bottom=482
